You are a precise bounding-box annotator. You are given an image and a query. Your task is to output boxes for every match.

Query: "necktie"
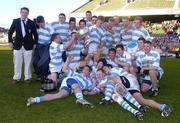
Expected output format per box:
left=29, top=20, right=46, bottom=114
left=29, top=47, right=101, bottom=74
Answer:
left=22, top=20, right=28, bottom=35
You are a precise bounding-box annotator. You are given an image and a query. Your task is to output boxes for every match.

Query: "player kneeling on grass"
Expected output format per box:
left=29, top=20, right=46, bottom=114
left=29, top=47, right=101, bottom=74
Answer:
left=103, top=64, right=172, bottom=118
left=27, top=56, right=94, bottom=108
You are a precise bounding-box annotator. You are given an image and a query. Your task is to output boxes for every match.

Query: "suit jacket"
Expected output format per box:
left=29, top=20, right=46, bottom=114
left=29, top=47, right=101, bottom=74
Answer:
left=8, top=18, right=38, bottom=50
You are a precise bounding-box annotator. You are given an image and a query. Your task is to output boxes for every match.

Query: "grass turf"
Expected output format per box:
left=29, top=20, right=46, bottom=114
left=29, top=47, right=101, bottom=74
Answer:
left=0, top=49, right=180, bottom=123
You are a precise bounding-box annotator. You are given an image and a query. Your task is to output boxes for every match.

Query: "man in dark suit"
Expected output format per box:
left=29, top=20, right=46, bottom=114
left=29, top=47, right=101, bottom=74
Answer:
left=8, top=7, right=38, bottom=83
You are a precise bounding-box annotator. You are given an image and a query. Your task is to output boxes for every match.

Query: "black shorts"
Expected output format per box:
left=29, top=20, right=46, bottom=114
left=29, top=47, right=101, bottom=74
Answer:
left=141, top=79, right=152, bottom=86
left=140, top=69, right=161, bottom=80
left=128, top=89, right=140, bottom=95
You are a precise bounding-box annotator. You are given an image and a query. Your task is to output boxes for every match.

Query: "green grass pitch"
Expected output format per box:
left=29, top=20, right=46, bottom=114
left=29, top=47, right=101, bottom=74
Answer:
left=0, top=49, right=180, bottom=123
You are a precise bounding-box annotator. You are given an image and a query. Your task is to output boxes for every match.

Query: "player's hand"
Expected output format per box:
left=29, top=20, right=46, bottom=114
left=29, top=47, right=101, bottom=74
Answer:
left=67, top=55, right=74, bottom=61
left=97, top=83, right=105, bottom=88
left=140, top=68, right=144, bottom=74
left=115, top=58, right=121, bottom=64
left=33, top=44, right=36, bottom=49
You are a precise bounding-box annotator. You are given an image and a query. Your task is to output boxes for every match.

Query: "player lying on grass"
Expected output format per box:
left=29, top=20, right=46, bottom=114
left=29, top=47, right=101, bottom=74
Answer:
left=102, top=64, right=172, bottom=117
left=84, top=68, right=144, bottom=121
left=27, top=56, right=94, bottom=108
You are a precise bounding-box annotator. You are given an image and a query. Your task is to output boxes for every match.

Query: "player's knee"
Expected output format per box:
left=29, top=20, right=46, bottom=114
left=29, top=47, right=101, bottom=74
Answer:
left=71, top=83, right=80, bottom=90
left=116, top=87, right=125, bottom=95
left=116, top=84, right=125, bottom=94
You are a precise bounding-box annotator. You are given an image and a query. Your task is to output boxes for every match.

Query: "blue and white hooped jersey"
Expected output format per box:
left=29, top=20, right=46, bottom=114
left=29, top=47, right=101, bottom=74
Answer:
left=113, top=23, right=123, bottom=44
left=49, top=42, right=64, bottom=69
left=134, top=49, right=144, bottom=60
left=116, top=51, right=132, bottom=66
left=104, top=30, right=116, bottom=48
left=74, top=74, right=93, bottom=91
left=37, top=24, right=54, bottom=45
left=106, top=57, right=119, bottom=68
left=136, top=50, right=164, bottom=74
left=132, top=25, right=151, bottom=42
left=120, top=27, right=133, bottom=46
left=86, top=20, right=93, bottom=28
left=89, top=25, right=106, bottom=44
left=51, top=21, right=69, bottom=44
left=66, top=42, right=84, bottom=64
left=65, top=70, right=93, bottom=91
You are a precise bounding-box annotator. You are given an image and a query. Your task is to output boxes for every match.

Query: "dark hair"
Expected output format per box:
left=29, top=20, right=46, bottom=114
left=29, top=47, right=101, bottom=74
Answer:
left=138, top=37, right=146, bottom=42
left=79, top=19, right=86, bottom=25
left=51, top=33, right=59, bottom=41
left=122, top=16, right=130, bottom=21
left=144, top=41, right=152, bottom=45
left=97, top=15, right=105, bottom=22
left=92, top=15, right=97, bottom=19
left=36, top=15, right=44, bottom=23
left=33, top=18, right=39, bottom=28
left=98, top=58, right=107, bottom=66
left=115, top=44, right=124, bottom=50
left=20, top=7, right=29, bottom=12
left=103, top=64, right=113, bottom=68
left=69, top=17, right=76, bottom=23
left=108, top=17, right=114, bottom=22
left=59, top=13, right=66, bottom=17
left=135, top=16, right=143, bottom=22
left=96, top=68, right=103, bottom=72
left=71, top=31, right=77, bottom=36
left=84, top=65, right=92, bottom=72
left=86, top=11, right=92, bottom=14
left=108, top=48, right=116, bottom=53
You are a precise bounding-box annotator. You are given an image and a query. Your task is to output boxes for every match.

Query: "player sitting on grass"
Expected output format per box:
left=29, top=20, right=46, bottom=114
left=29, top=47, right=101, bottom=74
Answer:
left=27, top=56, right=94, bottom=108
left=136, top=41, right=164, bottom=96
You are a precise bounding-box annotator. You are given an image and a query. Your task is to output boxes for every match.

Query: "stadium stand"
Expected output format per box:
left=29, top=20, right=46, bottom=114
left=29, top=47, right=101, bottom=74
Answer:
left=127, top=0, right=175, bottom=9
left=72, top=0, right=101, bottom=13
left=70, top=0, right=180, bottom=17
left=95, top=0, right=126, bottom=12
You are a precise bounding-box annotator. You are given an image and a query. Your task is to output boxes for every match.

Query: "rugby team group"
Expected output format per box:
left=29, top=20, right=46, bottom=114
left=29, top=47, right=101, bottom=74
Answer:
left=8, top=7, right=172, bottom=121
